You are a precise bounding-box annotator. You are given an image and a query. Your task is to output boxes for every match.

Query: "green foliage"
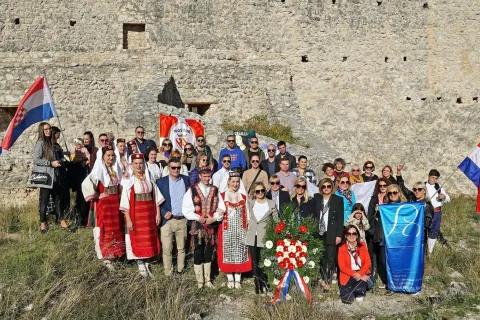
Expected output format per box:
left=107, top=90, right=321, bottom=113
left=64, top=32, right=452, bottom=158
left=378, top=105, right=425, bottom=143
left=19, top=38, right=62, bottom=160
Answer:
left=260, top=204, right=323, bottom=287
left=222, top=115, right=296, bottom=144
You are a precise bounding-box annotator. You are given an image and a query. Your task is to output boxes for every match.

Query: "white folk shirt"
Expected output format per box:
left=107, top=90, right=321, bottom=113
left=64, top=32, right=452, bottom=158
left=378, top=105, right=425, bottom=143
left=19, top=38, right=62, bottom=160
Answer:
left=426, top=182, right=450, bottom=209
left=212, top=167, right=230, bottom=193
left=182, top=183, right=226, bottom=222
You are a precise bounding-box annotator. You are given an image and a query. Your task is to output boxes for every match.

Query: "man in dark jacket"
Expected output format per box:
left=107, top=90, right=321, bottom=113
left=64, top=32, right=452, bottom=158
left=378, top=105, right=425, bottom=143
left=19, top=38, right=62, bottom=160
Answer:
left=274, top=140, right=296, bottom=171
left=132, top=126, right=157, bottom=155
left=243, top=136, right=266, bottom=169
left=260, top=143, right=280, bottom=178
left=266, top=174, right=291, bottom=218
left=157, top=158, right=190, bottom=276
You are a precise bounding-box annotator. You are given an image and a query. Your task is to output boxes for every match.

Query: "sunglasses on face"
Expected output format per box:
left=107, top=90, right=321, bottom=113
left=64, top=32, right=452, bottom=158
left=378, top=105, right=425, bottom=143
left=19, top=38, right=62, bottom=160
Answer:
left=388, top=191, right=399, bottom=196
left=255, top=189, right=266, bottom=195
left=163, top=143, right=172, bottom=147
left=346, top=232, right=358, bottom=236
left=223, top=160, right=231, bottom=163
left=100, top=139, right=108, bottom=142
left=227, top=140, right=235, bottom=143
left=352, top=169, right=360, bottom=172
left=365, top=166, right=373, bottom=169
left=340, top=180, right=350, bottom=185
left=197, top=139, right=205, bottom=142
left=250, top=141, right=258, bottom=144
left=136, top=131, right=144, bottom=134
left=295, top=184, right=306, bottom=190
left=379, top=184, right=387, bottom=188
left=170, top=166, right=181, bottom=170
left=267, top=149, right=276, bottom=152
left=251, top=160, right=259, bottom=163
left=321, top=185, right=332, bottom=190
left=270, top=181, right=280, bottom=185
left=413, top=188, right=424, bottom=192
left=185, top=147, right=192, bottom=151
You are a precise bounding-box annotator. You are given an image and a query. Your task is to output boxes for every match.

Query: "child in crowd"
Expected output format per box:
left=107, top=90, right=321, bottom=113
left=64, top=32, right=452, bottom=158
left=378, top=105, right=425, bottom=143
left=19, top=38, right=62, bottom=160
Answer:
left=71, top=138, right=90, bottom=167
left=346, top=203, right=370, bottom=242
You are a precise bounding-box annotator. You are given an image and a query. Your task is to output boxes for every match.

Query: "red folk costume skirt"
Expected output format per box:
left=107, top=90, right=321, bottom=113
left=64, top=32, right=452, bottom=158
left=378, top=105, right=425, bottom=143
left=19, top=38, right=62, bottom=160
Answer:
left=127, top=188, right=160, bottom=258
left=92, top=183, right=125, bottom=259
left=217, top=199, right=252, bottom=273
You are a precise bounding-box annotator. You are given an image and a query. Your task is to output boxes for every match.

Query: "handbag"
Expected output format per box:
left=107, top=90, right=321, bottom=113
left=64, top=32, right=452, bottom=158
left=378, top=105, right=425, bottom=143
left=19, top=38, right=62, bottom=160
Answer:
left=367, top=274, right=376, bottom=290
left=30, top=171, right=51, bottom=185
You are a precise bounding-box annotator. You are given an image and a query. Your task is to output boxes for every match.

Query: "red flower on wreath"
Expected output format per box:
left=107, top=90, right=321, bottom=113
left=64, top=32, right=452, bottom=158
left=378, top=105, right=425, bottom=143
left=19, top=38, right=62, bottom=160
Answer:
left=300, top=252, right=307, bottom=258
left=276, top=239, right=285, bottom=246
left=303, top=241, right=308, bottom=246
left=275, top=226, right=283, bottom=234
left=288, top=264, right=295, bottom=271
left=288, top=252, right=296, bottom=258
left=279, top=261, right=287, bottom=269
left=299, top=225, right=308, bottom=234
left=283, top=246, right=289, bottom=252
left=278, top=221, right=286, bottom=228
left=290, top=239, right=297, bottom=245
left=296, top=246, right=302, bottom=252
left=276, top=252, right=283, bottom=258
left=287, top=233, right=292, bottom=239
left=297, top=261, right=305, bottom=268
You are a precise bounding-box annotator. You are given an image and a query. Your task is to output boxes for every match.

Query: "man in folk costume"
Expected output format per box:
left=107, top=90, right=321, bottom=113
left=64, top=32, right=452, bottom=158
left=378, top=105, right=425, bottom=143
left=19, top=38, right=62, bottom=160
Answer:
left=182, top=166, right=226, bottom=289
left=120, top=153, right=165, bottom=277
left=82, top=145, right=125, bottom=270
left=218, top=171, right=252, bottom=289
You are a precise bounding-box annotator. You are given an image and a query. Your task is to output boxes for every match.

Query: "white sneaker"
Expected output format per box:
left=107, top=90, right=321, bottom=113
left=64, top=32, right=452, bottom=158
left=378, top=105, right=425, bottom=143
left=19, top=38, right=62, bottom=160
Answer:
left=234, top=282, right=242, bottom=289
left=356, top=296, right=364, bottom=302
left=145, top=262, right=155, bottom=278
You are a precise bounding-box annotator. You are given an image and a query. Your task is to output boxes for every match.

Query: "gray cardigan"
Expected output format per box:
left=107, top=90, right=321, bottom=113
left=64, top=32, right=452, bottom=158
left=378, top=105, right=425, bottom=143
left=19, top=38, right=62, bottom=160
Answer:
left=29, top=140, right=55, bottom=189
left=246, top=198, right=279, bottom=247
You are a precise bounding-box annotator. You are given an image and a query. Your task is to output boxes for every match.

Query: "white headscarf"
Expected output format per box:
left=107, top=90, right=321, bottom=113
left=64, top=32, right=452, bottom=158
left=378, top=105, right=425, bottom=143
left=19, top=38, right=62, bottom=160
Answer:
left=90, top=148, right=122, bottom=187
left=122, top=159, right=154, bottom=191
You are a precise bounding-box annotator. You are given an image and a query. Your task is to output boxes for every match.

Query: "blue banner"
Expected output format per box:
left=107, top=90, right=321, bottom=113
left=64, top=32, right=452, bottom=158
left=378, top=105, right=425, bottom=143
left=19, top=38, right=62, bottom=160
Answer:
left=379, top=202, right=425, bottom=293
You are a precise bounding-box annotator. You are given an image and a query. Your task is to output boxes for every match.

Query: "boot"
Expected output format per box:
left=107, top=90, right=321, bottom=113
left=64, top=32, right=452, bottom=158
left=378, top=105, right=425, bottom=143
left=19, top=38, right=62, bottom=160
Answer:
left=204, top=262, right=214, bottom=288
left=234, top=273, right=242, bottom=289
left=254, top=277, right=260, bottom=294
left=437, top=231, right=450, bottom=248
left=427, top=238, right=437, bottom=254
left=194, top=264, right=204, bottom=289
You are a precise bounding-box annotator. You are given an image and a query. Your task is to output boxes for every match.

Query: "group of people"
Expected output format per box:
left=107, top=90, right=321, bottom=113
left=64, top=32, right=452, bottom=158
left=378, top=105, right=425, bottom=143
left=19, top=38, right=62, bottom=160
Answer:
left=32, top=122, right=451, bottom=303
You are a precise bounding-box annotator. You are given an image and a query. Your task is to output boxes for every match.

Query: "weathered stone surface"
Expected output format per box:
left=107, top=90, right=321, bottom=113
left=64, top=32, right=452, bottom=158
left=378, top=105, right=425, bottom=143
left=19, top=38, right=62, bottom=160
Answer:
left=0, top=0, right=479, bottom=204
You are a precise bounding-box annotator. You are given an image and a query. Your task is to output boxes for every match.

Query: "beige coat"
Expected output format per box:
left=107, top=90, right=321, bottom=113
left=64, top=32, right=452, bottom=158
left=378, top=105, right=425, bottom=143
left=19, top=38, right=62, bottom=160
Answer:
left=246, top=199, right=279, bottom=247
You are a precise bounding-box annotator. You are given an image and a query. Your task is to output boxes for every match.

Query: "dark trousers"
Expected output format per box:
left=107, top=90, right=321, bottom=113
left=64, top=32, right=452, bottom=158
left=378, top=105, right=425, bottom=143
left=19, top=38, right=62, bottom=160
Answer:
left=319, top=235, right=337, bottom=283
left=39, top=183, right=65, bottom=223
left=366, top=235, right=376, bottom=274
left=373, top=243, right=387, bottom=286
left=249, top=236, right=265, bottom=291
left=340, top=277, right=368, bottom=303
left=193, top=240, right=214, bottom=265
left=429, top=211, right=442, bottom=239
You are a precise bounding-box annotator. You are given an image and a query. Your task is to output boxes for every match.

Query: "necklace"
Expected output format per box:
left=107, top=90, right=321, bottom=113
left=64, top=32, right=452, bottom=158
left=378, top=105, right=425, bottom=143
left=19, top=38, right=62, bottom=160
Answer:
left=106, top=166, right=117, bottom=177
left=134, top=173, right=146, bottom=181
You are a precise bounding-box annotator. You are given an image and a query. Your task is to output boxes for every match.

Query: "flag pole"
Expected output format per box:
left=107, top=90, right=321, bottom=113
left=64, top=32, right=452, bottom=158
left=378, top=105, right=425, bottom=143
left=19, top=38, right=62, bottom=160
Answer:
left=43, top=72, right=69, bottom=152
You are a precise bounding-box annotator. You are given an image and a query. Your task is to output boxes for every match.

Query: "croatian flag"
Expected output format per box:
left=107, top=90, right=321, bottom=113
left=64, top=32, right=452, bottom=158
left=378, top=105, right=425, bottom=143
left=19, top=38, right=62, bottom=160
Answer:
left=0, top=76, right=57, bottom=155
left=458, top=143, right=480, bottom=212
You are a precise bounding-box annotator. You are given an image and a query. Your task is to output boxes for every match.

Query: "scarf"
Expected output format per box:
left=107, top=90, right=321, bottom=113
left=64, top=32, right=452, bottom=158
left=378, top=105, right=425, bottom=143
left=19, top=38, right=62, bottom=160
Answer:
left=338, top=188, right=353, bottom=206
left=350, top=175, right=363, bottom=183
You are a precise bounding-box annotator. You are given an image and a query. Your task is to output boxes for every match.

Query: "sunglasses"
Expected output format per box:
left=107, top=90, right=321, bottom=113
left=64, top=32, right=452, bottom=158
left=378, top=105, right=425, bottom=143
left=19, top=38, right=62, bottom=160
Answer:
left=321, top=185, right=332, bottom=190
left=163, top=143, right=172, bottom=147
left=251, top=160, right=259, bottom=163
left=100, top=139, right=108, bottom=143
left=413, top=188, right=424, bottom=192
left=136, top=131, right=144, bottom=134
left=340, top=180, right=350, bottom=185
left=255, top=189, right=266, bottom=194
left=346, top=232, right=358, bottom=236
left=388, top=191, right=399, bottom=196
left=170, top=166, right=181, bottom=170
left=352, top=169, right=360, bottom=172
left=185, top=147, right=192, bottom=151
left=223, top=160, right=231, bottom=163
left=295, top=184, right=306, bottom=189
left=270, top=181, right=280, bottom=185
left=267, top=149, right=276, bottom=152
left=197, top=139, right=205, bottom=142
left=379, top=184, right=387, bottom=188
left=365, top=166, right=373, bottom=169
left=250, top=141, right=258, bottom=144
left=227, top=140, right=235, bottom=143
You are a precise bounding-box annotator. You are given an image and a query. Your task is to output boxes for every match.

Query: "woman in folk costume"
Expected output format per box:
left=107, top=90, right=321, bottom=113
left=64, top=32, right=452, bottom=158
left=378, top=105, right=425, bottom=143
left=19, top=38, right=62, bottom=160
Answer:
left=115, top=138, right=130, bottom=179
left=217, top=171, right=252, bottom=289
left=120, top=153, right=164, bottom=277
left=182, top=166, right=226, bottom=289
left=82, top=145, right=125, bottom=270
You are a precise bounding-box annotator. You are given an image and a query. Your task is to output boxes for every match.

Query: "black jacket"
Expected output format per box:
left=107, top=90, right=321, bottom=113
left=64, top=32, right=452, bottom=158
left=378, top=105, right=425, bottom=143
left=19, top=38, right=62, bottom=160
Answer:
left=260, top=158, right=280, bottom=178
left=314, top=193, right=345, bottom=245
left=291, top=195, right=316, bottom=219
left=367, top=194, right=383, bottom=243
left=275, top=152, right=296, bottom=171
left=266, top=189, right=291, bottom=218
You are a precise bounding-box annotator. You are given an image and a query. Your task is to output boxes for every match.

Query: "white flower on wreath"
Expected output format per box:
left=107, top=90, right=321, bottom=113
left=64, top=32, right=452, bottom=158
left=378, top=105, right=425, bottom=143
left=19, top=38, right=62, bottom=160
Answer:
left=284, top=240, right=290, bottom=247
left=307, top=261, right=315, bottom=269
left=264, top=259, right=272, bottom=267
left=300, top=257, right=307, bottom=264
left=301, top=245, right=308, bottom=252
left=303, top=276, right=310, bottom=284
left=289, top=258, right=297, bottom=266
left=283, top=252, right=290, bottom=258
left=276, top=245, right=284, bottom=252
left=277, top=257, right=283, bottom=263
left=288, top=245, right=296, bottom=253
left=312, top=248, right=319, bottom=254
left=265, top=241, right=274, bottom=249
left=273, top=278, right=280, bottom=285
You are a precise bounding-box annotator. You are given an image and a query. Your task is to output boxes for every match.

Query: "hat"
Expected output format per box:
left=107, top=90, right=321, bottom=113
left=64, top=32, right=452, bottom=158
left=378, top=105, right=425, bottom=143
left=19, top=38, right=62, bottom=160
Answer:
left=229, top=171, right=241, bottom=178
left=127, top=140, right=136, bottom=146
left=131, top=153, right=144, bottom=160
left=198, top=166, right=211, bottom=174
left=116, top=138, right=125, bottom=143
left=102, top=145, right=114, bottom=154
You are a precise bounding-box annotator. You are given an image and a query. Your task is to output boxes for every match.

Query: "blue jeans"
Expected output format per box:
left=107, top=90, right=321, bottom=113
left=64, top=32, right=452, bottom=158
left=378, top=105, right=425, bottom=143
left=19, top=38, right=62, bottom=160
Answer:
left=429, top=210, right=442, bottom=239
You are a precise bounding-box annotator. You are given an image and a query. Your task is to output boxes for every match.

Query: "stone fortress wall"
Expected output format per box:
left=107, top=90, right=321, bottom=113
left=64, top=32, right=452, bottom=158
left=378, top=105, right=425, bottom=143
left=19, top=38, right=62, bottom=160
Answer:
left=0, top=0, right=479, bottom=204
